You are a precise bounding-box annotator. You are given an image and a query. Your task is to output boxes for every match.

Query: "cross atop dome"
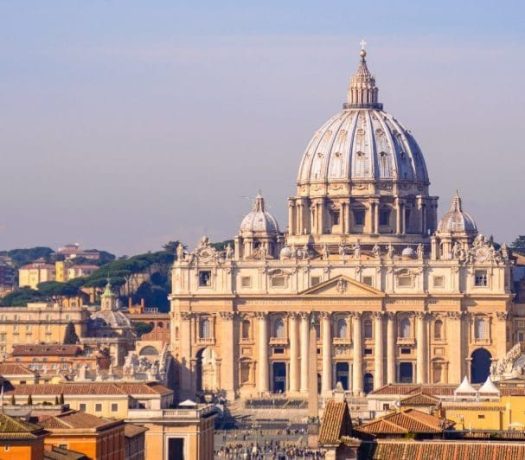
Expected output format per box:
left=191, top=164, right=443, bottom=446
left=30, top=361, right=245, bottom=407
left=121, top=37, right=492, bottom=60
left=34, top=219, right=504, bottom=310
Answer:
left=344, top=41, right=382, bottom=109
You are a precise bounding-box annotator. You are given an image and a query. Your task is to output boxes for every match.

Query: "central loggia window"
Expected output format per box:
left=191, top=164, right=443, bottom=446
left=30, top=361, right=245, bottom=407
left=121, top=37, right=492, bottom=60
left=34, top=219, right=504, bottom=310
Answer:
left=198, top=270, right=212, bottom=287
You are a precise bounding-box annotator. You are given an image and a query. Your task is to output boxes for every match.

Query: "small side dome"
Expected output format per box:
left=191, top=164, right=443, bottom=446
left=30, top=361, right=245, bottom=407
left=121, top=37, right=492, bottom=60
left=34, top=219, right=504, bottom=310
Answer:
left=239, top=193, right=280, bottom=236
left=437, top=192, right=477, bottom=235
left=401, top=247, right=416, bottom=258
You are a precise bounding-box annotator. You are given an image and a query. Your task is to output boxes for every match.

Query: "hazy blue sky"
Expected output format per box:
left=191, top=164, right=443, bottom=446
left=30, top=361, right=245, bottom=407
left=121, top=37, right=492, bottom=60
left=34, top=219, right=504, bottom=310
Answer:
left=0, top=1, right=524, bottom=255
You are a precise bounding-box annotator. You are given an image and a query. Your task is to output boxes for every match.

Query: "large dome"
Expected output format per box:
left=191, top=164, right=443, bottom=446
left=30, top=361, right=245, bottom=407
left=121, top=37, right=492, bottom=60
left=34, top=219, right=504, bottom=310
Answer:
left=297, top=49, right=429, bottom=189
left=437, top=192, right=477, bottom=235
left=286, top=47, right=438, bottom=247
left=239, top=193, right=279, bottom=236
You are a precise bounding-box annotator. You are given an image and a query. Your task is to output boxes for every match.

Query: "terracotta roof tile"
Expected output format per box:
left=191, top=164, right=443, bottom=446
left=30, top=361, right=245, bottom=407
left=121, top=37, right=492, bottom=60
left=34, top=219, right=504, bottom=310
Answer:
left=6, top=382, right=172, bottom=397
left=12, top=344, right=81, bottom=357
left=319, top=400, right=353, bottom=445
left=124, top=423, right=148, bottom=438
left=369, top=384, right=457, bottom=396
left=366, top=440, right=525, bottom=460
left=356, top=409, right=454, bottom=435
left=0, top=413, right=46, bottom=440
left=40, top=410, right=117, bottom=431
left=0, top=363, right=35, bottom=376
left=399, top=392, right=439, bottom=407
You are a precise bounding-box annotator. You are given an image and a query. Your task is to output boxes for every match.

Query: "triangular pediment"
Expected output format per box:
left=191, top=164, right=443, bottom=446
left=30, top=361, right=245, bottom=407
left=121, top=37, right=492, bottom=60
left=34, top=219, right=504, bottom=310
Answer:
left=300, top=275, right=384, bottom=297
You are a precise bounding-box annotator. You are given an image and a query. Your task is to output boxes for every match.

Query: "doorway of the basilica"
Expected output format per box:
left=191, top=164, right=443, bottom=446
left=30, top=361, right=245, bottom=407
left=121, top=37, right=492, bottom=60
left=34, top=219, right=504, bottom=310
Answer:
left=399, top=362, right=413, bottom=383
left=195, top=347, right=217, bottom=393
left=363, top=373, right=374, bottom=394
left=335, top=363, right=350, bottom=390
left=471, top=348, right=492, bottom=383
left=272, top=362, right=286, bottom=393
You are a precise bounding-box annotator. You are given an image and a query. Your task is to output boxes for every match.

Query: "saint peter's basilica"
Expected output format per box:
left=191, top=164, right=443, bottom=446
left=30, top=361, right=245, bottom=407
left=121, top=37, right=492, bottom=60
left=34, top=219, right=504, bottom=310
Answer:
left=170, top=47, right=516, bottom=402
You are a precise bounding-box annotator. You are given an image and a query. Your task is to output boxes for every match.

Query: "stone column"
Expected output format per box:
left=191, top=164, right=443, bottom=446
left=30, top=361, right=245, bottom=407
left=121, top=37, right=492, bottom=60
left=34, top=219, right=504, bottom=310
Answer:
left=416, top=312, right=428, bottom=384
left=257, top=313, right=269, bottom=394
left=288, top=199, right=296, bottom=236
left=386, top=312, right=396, bottom=384
left=179, top=312, right=194, bottom=399
left=321, top=312, right=332, bottom=395
left=395, top=197, right=402, bottom=234
left=288, top=313, right=299, bottom=393
left=373, top=312, right=384, bottom=389
left=298, top=202, right=304, bottom=235
left=373, top=200, right=379, bottom=234
left=447, top=311, right=464, bottom=383
left=300, top=313, right=310, bottom=393
left=351, top=313, right=363, bottom=394
left=219, top=312, right=236, bottom=400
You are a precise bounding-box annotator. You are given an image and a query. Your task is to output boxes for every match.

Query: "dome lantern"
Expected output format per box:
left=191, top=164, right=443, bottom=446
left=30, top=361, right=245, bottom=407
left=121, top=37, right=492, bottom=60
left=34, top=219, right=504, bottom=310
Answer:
left=344, top=42, right=382, bottom=110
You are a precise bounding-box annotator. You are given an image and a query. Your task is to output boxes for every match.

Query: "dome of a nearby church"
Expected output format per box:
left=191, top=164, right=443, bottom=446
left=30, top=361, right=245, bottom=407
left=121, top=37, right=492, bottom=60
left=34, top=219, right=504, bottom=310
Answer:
left=437, top=192, right=477, bottom=235
left=401, top=247, right=416, bottom=258
left=297, top=47, right=429, bottom=190
left=239, top=194, right=280, bottom=236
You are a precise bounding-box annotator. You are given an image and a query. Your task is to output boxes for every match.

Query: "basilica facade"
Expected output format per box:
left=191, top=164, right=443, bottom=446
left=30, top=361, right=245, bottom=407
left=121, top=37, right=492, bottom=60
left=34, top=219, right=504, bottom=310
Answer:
left=170, top=48, right=514, bottom=402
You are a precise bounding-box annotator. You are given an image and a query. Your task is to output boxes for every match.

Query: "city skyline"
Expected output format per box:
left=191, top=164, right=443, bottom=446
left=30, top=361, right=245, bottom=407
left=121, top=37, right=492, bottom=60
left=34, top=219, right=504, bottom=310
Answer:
left=1, top=1, right=524, bottom=255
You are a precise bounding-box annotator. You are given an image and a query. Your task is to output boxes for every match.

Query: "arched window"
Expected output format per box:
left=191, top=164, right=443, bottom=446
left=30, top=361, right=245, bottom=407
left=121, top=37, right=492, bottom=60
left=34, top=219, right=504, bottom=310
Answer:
left=434, top=320, right=443, bottom=339
left=315, top=322, right=321, bottom=339
left=240, top=360, right=251, bottom=385
left=157, top=322, right=164, bottom=329
left=336, top=319, right=347, bottom=339
left=174, top=327, right=179, bottom=340
left=273, top=318, right=285, bottom=338
left=199, top=317, right=211, bottom=339
left=242, top=320, right=251, bottom=339
left=399, top=317, right=411, bottom=338
left=474, top=317, right=488, bottom=340
left=363, top=319, right=373, bottom=339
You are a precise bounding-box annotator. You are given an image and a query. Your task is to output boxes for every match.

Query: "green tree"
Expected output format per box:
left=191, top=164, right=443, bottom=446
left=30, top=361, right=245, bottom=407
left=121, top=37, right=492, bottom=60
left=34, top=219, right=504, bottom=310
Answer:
left=37, top=281, right=80, bottom=299
left=10, top=394, right=15, bottom=405
left=5, top=247, right=54, bottom=267
left=511, top=236, right=525, bottom=254
left=59, top=393, right=65, bottom=405
left=27, top=394, right=33, bottom=405
left=54, top=396, right=59, bottom=405
left=134, top=321, right=154, bottom=337
left=1, top=288, right=43, bottom=307
left=211, top=240, right=234, bottom=251
left=63, top=321, right=79, bottom=344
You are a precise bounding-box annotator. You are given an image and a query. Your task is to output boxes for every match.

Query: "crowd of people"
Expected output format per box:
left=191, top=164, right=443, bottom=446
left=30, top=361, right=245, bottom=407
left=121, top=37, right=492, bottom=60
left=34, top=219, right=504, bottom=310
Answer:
left=215, top=442, right=325, bottom=459
left=214, top=429, right=326, bottom=459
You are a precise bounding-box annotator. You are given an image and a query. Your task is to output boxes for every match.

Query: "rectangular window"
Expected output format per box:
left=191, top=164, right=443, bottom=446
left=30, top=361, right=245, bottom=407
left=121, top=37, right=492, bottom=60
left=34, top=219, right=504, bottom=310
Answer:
left=478, top=414, right=485, bottom=419
left=331, top=210, right=340, bottom=226
left=362, top=276, right=373, bottom=286
left=271, top=276, right=286, bottom=288
left=475, top=270, right=488, bottom=287
left=95, top=403, right=102, bottom=412
left=401, top=348, right=411, bottom=354
left=433, top=276, right=445, bottom=288
left=382, top=403, right=390, bottom=411
left=111, top=403, right=118, bottom=412
left=379, top=209, right=390, bottom=226
left=79, top=404, right=87, bottom=412
left=273, top=348, right=284, bottom=354
left=398, top=276, right=412, bottom=288
left=198, top=270, right=212, bottom=287
left=353, top=209, right=366, bottom=226
left=241, top=276, right=251, bottom=288
left=311, top=276, right=321, bottom=287
left=364, top=348, right=373, bottom=355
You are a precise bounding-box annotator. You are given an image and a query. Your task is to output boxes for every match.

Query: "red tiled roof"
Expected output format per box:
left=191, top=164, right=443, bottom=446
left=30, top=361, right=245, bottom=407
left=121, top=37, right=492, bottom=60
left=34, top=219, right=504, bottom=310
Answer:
left=40, top=410, right=118, bottom=431
left=400, top=392, right=439, bottom=407
left=0, top=413, right=46, bottom=440
left=0, top=363, right=35, bottom=376
left=369, top=384, right=457, bottom=396
left=356, top=409, right=454, bottom=435
left=12, top=344, right=81, bottom=357
left=124, top=423, right=148, bottom=438
left=6, top=382, right=172, bottom=397
left=319, top=400, right=353, bottom=445
left=366, top=440, right=525, bottom=460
